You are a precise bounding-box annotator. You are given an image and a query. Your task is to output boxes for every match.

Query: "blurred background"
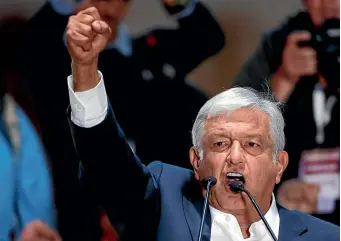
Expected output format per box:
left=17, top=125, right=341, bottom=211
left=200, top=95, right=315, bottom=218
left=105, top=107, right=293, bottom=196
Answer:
left=0, top=0, right=304, bottom=95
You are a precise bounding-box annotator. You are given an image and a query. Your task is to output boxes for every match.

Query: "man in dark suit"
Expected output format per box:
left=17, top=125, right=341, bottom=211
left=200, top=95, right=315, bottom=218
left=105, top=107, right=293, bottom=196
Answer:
left=64, top=7, right=339, bottom=241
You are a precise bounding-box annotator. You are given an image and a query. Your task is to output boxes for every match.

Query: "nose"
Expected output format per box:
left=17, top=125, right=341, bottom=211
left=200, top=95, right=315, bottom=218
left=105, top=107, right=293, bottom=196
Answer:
left=226, top=140, right=245, bottom=166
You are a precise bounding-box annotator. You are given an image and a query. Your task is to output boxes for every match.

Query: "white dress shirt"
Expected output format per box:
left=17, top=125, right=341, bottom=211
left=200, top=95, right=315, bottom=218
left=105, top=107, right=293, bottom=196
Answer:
left=209, top=194, right=279, bottom=241
left=68, top=72, right=280, bottom=240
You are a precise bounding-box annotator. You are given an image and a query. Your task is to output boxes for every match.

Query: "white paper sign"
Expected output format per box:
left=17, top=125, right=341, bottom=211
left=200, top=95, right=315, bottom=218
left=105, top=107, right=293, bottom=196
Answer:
left=298, top=148, right=340, bottom=214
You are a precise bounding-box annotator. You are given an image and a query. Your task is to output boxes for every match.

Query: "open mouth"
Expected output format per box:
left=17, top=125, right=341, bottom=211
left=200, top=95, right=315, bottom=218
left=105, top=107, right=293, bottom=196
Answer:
left=226, top=172, right=245, bottom=184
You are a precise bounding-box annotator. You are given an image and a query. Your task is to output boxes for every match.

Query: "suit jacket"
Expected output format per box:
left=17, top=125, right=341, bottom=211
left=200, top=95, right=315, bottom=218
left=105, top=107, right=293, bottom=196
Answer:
left=68, top=103, right=340, bottom=241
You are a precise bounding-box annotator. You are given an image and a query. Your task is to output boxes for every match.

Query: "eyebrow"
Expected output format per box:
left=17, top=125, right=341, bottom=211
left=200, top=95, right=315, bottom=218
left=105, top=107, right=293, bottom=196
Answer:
left=207, top=132, right=266, bottom=141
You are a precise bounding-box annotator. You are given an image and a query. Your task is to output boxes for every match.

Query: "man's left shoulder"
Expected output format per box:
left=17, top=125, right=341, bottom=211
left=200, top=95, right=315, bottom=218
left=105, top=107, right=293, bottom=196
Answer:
left=285, top=209, right=340, bottom=239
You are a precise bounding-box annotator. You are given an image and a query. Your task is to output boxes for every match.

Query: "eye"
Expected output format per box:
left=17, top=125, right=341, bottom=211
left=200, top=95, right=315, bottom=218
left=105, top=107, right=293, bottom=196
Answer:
left=211, top=141, right=229, bottom=152
left=247, top=142, right=258, bottom=147
left=215, top=142, right=225, bottom=146
left=244, top=141, right=262, bottom=156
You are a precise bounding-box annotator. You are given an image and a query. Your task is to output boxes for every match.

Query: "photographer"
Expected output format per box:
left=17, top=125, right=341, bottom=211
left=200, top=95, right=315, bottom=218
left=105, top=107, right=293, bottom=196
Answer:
left=233, top=0, right=339, bottom=225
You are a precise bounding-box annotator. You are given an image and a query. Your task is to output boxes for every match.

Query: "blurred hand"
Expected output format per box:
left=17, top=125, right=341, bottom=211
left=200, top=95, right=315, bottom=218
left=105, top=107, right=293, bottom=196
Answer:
left=271, top=31, right=317, bottom=101
left=277, top=179, right=320, bottom=214
left=279, top=31, right=317, bottom=82
left=19, top=220, right=61, bottom=241
left=66, top=7, right=112, bottom=66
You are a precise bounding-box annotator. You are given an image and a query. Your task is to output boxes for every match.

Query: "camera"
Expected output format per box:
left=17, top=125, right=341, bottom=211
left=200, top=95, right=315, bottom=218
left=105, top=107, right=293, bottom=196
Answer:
left=300, top=18, right=340, bottom=91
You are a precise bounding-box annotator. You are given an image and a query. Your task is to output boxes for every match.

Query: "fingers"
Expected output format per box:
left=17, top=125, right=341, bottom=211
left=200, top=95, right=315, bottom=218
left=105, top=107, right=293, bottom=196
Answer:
left=303, top=183, right=320, bottom=205
left=80, top=6, right=102, bottom=21
left=287, top=31, right=311, bottom=45
left=67, top=15, right=96, bottom=51
left=21, top=220, right=61, bottom=241
left=92, top=20, right=112, bottom=39
left=91, top=20, right=112, bottom=51
left=277, top=180, right=319, bottom=214
left=67, top=30, right=91, bottom=51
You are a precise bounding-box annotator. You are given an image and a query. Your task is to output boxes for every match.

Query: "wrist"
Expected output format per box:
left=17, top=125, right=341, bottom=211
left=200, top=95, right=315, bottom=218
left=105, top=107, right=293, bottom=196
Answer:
left=71, top=60, right=99, bottom=92
left=271, top=69, right=296, bottom=102
left=276, top=65, right=299, bottom=83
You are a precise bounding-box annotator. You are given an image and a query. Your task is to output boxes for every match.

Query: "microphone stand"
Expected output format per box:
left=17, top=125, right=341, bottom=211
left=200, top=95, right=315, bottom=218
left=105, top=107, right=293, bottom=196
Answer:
left=197, top=176, right=217, bottom=241
left=229, top=181, right=278, bottom=241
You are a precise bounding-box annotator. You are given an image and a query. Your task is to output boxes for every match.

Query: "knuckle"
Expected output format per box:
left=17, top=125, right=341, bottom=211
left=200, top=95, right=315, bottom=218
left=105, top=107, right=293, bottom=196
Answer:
left=88, top=6, right=98, bottom=14
left=83, top=24, right=92, bottom=33
left=85, top=14, right=95, bottom=23
left=66, top=29, right=73, bottom=38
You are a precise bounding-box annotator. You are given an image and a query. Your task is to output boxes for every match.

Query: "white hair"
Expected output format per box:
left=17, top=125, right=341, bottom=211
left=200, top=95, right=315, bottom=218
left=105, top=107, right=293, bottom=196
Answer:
left=191, top=87, right=285, bottom=162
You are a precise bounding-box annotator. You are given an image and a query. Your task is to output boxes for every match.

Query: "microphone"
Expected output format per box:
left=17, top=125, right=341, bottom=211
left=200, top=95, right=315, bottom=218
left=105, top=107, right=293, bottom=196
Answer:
left=229, top=181, right=278, bottom=241
left=197, top=176, right=217, bottom=241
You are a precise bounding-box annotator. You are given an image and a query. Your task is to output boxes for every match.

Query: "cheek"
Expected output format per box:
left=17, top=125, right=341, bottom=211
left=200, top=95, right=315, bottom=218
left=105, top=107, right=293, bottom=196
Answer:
left=199, top=153, right=226, bottom=176
left=247, top=159, right=276, bottom=186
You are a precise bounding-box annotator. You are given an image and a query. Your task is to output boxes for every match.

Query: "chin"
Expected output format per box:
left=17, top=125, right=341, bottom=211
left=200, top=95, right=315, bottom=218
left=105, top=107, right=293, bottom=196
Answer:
left=215, top=190, right=246, bottom=212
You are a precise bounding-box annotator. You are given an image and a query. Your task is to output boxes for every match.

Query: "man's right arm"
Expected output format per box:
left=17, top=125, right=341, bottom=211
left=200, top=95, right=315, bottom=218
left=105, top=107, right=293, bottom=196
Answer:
left=67, top=72, right=156, bottom=221
left=65, top=7, right=160, bottom=224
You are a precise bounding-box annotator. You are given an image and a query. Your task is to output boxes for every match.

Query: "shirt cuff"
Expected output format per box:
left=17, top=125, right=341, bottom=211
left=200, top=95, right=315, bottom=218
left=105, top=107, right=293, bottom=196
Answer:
left=68, top=71, right=108, bottom=128
left=173, top=0, right=197, bottom=19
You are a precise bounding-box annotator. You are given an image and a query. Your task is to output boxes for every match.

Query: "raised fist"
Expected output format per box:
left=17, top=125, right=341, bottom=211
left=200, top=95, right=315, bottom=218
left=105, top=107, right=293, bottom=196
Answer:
left=66, top=7, right=112, bottom=66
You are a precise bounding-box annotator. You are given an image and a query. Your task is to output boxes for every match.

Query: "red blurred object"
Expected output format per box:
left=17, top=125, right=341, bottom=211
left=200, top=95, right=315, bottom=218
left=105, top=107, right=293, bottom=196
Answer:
left=100, top=212, right=119, bottom=241
left=147, top=35, right=157, bottom=48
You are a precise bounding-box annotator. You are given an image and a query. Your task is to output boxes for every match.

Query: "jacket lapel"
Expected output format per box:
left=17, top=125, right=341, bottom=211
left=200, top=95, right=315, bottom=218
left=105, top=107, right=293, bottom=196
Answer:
left=277, top=204, right=308, bottom=241
left=182, top=176, right=212, bottom=241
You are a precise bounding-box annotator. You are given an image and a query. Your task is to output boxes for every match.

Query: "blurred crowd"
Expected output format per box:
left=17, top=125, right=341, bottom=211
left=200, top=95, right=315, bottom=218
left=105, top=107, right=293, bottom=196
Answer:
left=0, top=0, right=339, bottom=240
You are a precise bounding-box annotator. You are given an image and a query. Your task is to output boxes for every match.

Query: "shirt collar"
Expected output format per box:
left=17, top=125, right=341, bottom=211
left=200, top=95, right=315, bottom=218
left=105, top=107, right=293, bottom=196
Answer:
left=209, top=193, right=279, bottom=240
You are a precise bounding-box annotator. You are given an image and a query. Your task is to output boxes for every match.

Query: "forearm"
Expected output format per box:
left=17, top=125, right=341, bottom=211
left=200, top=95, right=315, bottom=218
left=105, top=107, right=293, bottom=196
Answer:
left=68, top=104, right=151, bottom=217
left=68, top=65, right=154, bottom=217
left=270, top=69, right=296, bottom=102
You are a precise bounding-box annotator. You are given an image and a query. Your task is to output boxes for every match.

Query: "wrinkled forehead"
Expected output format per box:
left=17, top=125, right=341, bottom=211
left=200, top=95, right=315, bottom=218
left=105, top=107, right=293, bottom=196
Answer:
left=203, top=108, right=272, bottom=139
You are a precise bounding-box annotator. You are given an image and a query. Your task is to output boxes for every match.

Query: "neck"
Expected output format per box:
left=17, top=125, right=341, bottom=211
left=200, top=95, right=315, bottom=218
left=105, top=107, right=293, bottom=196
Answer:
left=212, top=193, right=273, bottom=239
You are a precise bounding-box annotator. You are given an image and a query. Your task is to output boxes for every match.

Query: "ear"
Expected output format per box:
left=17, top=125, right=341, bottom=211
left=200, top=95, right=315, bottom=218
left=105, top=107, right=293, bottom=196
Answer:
left=189, top=147, right=201, bottom=181
left=275, top=151, right=289, bottom=184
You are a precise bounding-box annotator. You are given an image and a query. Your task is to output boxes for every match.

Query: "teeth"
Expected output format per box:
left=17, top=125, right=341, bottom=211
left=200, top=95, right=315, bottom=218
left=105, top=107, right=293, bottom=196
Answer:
left=226, top=172, right=243, bottom=177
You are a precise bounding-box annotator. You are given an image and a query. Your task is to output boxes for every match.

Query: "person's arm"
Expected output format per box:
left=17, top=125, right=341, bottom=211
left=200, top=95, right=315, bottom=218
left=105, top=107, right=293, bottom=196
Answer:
left=142, top=0, right=225, bottom=78
left=66, top=9, right=162, bottom=224
left=15, top=107, right=56, bottom=236
left=67, top=68, right=160, bottom=223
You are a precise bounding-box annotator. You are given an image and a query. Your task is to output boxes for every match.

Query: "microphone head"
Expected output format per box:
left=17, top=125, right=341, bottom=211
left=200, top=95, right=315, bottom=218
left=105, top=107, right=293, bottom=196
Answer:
left=229, top=180, right=244, bottom=193
left=201, top=176, right=217, bottom=189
